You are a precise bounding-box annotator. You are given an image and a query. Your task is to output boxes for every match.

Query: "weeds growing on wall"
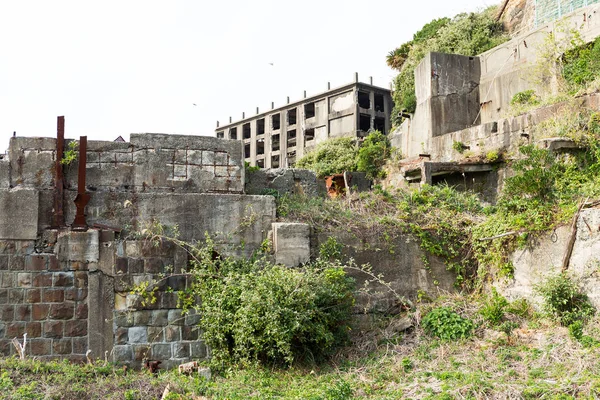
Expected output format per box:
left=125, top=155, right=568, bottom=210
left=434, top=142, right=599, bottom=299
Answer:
left=388, top=7, right=508, bottom=122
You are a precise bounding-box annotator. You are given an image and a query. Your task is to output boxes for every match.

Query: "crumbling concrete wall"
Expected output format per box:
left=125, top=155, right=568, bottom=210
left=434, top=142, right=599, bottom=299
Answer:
left=0, top=133, right=274, bottom=367
left=245, top=168, right=323, bottom=197
left=393, top=2, right=600, bottom=161
left=498, top=208, right=600, bottom=308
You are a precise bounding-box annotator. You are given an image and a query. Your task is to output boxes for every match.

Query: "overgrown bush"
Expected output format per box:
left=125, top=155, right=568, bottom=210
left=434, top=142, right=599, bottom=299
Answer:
left=563, top=36, right=600, bottom=88
left=173, top=238, right=355, bottom=368
left=422, top=306, right=474, bottom=340
left=296, top=137, right=358, bottom=177
left=535, top=273, right=595, bottom=326
left=389, top=7, right=507, bottom=120
left=356, top=130, right=391, bottom=179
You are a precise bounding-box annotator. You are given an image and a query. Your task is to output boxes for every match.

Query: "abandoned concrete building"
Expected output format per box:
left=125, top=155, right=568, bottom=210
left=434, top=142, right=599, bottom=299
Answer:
left=215, top=77, right=393, bottom=168
left=386, top=1, right=600, bottom=200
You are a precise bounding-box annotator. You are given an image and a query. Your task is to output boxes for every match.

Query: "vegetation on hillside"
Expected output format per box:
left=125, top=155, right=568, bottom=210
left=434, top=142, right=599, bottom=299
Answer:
left=296, top=131, right=392, bottom=179
left=388, top=7, right=508, bottom=122
left=3, top=281, right=600, bottom=399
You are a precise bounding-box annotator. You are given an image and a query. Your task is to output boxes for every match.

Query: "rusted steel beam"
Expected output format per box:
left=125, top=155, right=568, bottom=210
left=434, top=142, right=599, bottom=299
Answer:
left=72, top=136, right=90, bottom=231
left=53, top=116, right=66, bottom=228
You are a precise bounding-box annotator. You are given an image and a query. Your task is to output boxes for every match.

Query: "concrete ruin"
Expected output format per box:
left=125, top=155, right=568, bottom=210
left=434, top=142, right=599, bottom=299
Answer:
left=215, top=77, right=393, bottom=169
left=0, top=130, right=448, bottom=367
left=388, top=2, right=600, bottom=200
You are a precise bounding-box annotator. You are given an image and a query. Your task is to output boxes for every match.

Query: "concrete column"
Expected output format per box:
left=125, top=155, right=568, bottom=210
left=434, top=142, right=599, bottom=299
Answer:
left=369, top=91, right=376, bottom=131
left=88, top=271, right=115, bottom=362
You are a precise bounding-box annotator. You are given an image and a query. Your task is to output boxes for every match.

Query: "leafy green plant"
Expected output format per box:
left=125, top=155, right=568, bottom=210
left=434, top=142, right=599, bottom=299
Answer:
left=535, top=273, right=595, bottom=326
left=245, top=161, right=260, bottom=173
left=356, top=130, right=391, bottom=179
left=510, top=90, right=540, bottom=106
left=61, top=141, right=78, bottom=165
left=452, top=141, right=468, bottom=154
left=479, top=288, right=509, bottom=326
left=485, top=150, right=500, bottom=163
left=563, top=36, right=600, bottom=88
left=164, top=237, right=356, bottom=368
left=296, top=138, right=358, bottom=178
left=422, top=307, right=474, bottom=340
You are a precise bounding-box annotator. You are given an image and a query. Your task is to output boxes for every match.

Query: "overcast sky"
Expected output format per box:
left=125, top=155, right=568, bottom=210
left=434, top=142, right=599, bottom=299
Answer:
left=0, top=0, right=496, bottom=152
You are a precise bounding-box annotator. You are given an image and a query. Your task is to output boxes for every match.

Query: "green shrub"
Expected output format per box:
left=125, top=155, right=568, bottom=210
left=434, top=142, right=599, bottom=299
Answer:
left=563, top=36, right=600, bottom=88
left=485, top=150, right=500, bottom=163
left=535, top=273, right=595, bottom=326
left=356, top=130, right=391, bottom=179
left=176, top=238, right=355, bottom=368
left=422, top=307, right=474, bottom=340
left=479, top=288, right=508, bottom=326
left=510, top=90, right=540, bottom=106
left=296, top=138, right=358, bottom=177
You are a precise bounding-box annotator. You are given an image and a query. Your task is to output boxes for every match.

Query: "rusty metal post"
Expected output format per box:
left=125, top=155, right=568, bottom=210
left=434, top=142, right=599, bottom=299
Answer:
left=53, top=116, right=66, bottom=228
left=72, top=136, right=90, bottom=231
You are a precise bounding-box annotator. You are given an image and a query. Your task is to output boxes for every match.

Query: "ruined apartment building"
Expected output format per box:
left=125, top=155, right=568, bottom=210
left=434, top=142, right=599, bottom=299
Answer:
left=215, top=79, right=393, bottom=168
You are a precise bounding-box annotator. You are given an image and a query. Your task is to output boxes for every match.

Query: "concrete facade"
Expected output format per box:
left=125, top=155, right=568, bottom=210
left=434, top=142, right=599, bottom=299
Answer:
left=215, top=80, right=393, bottom=168
left=392, top=2, right=600, bottom=162
left=0, top=133, right=276, bottom=367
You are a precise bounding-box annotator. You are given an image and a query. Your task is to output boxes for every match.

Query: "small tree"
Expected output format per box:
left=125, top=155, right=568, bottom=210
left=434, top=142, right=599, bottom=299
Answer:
left=296, top=137, right=358, bottom=177
left=356, top=130, right=391, bottom=179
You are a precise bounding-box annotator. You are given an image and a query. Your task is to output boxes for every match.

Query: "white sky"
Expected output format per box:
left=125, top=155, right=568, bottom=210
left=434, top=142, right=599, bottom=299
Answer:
left=0, top=0, right=496, bottom=153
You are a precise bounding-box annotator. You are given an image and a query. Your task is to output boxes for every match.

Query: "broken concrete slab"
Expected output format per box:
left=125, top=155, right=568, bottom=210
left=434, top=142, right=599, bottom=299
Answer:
left=273, top=223, right=310, bottom=267
left=56, top=230, right=100, bottom=264
left=0, top=188, right=39, bottom=240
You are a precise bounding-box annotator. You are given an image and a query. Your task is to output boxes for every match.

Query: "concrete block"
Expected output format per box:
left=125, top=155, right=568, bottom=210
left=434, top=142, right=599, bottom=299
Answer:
left=151, top=343, right=171, bottom=360
left=0, top=160, right=9, bottom=189
left=128, top=327, right=148, bottom=343
left=273, top=223, right=310, bottom=267
left=0, top=188, right=39, bottom=240
left=56, top=231, right=99, bottom=263
left=113, top=345, right=133, bottom=362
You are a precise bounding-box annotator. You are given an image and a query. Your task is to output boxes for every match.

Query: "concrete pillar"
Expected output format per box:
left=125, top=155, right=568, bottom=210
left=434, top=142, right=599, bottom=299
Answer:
left=242, top=112, right=245, bottom=119
left=287, top=96, right=290, bottom=104
left=216, top=121, right=220, bottom=128
left=354, top=72, right=358, bottom=83
left=303, top=90, right=307, bottom=98
left=88, top=271, right=115, bottom=362
left=229, top=116, right=232, bottom=123
left=271, top=102, right=274, bottom=110
left=369, top=91, right=376, bottom=131
left=327, top=82, right=331, bottom=90
left=256, top=107, right=259, bottom=114
left=369, top=76, right=373, bottom=85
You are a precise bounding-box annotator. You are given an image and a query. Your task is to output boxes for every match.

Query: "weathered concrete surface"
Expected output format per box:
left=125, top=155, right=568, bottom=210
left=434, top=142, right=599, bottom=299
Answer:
left=56, top=231, right=100, bottom=264
left=273, top=223, right=310, bottom=267
left=245, top=168, right=322, bottom=197
left=88, top=271, right=114, bottom=361
left=0, top=188, right=39, bottom=240
left=0, top=159, right=9, bottom=189
left=498, top=208, right=600, bottom=308
left=8, top=137, right=55, bottom=189
left=314, top=230, right=456, bottom=312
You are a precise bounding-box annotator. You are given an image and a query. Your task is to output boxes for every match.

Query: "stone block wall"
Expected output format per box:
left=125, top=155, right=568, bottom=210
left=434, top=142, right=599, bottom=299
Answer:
left=0, top=240, right=89, bottom=361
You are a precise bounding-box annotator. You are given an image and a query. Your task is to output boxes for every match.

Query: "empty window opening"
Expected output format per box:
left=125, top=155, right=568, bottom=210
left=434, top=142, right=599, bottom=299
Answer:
left=358, top=91, right=370, bottom=109
left=257, top=158, right=265, bottom=168
left=243, top=123, right=251, bottom=139
left=217, top=131, right=224, bottom=139
left=287, top=130, right=297, bottom=148
left=272, top=134, right=280, bottom=152
left=304, top=103, right=315, bottom=119
left=257, top=118, right=265, bottom=135
left=305, top=128, right=315, bottom=143
left=244, top=143, right=251, bottom=159
left=374, top=93, right=385, bottom=112
left=272, top=114, right=281, bottom=130
left=374, top=117, right=386, bottom=134
left=271, top=155, right=280, bottom=168
left=256, top=139, right=265, bottom=155
left=287, top=108, right=297, bottom=125
left=287, top=150, right=296, bottom=167
left=359, top=114, right=371, bottom=132
left=230, top=128, right=238, bottom=140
